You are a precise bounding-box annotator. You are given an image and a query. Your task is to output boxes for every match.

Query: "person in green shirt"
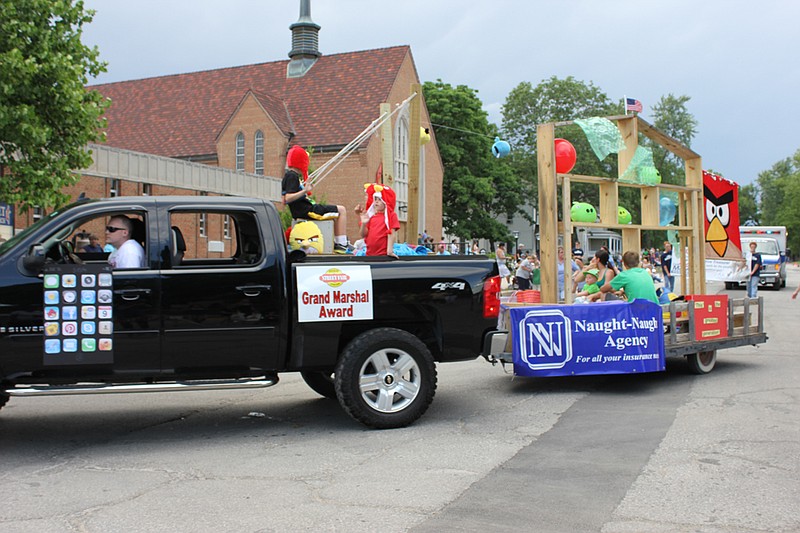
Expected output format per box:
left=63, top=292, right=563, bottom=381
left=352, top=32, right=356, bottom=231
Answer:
left=601, top=251, right=659, bottom=304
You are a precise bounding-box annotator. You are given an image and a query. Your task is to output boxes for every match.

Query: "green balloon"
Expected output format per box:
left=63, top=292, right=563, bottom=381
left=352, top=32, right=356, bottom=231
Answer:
left=638, top=166, right=662, bottom=185
left=570, top=201, right=597, bottom=223
left=618, top=206, right=632, bottom=224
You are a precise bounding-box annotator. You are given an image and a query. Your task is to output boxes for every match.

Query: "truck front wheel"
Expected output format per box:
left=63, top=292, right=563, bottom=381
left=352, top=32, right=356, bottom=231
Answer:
left=335, top=328, right=437, bottom=429
left=687, top=350, right=717, bottom=374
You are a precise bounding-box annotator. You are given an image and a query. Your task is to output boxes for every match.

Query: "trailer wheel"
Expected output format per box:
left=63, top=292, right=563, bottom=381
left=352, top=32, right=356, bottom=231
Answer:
left=300, top=371, right=336, bottom=399
left=0, top=390, right=8, bottom=412
left=335, top=328, right=437, bottom=429
left=724, top=282, right=733, bottom=290
left=687, top=350, right=717, bottom=374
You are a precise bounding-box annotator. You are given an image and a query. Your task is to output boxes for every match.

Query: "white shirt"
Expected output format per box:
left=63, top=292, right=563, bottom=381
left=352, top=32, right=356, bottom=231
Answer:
left=108, top=239, right=145, bottom=269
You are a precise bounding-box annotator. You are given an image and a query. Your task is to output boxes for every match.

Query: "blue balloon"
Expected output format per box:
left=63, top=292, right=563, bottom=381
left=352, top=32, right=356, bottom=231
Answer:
left=659, top=197, right=676, bottom=226
left=491, top=137, right=510, bottom=158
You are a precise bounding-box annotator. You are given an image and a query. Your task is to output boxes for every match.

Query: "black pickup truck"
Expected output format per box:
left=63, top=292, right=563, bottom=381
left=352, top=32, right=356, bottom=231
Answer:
left=0, top=197, right=500, bottom=428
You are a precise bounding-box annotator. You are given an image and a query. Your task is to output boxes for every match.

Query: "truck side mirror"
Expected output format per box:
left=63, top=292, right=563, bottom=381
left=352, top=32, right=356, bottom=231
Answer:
left=22, top=244, right=46, bottom=272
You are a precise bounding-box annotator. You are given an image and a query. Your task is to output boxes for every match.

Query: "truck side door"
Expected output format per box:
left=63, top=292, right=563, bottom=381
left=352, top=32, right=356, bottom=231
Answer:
left=159, top=204, right=283, bottom=376
left=0, top=203, right=161, bottom=379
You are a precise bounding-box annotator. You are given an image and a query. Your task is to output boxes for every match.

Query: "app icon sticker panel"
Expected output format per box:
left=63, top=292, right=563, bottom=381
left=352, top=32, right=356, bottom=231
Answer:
left=42, top=264, right=114, bottom=364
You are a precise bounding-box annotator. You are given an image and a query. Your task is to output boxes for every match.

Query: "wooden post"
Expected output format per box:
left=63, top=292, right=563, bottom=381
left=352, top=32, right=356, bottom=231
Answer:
left=406, top=85, right=421, bottom=242
left=685, top=156, right=704, bottom=294
left=562, top=176, right=573, bottom=302
left=537, top=123, right=558, bottom=304
left=380, top=103, right=393, bottom=186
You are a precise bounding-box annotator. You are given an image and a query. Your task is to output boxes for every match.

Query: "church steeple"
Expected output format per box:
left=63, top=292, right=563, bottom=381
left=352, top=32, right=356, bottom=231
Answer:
left=287, top=0, right=321, bottom=78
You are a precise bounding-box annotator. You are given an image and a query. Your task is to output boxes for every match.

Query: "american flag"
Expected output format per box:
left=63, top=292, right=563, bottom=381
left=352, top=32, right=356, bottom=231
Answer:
left=625, top=97, right=643, bottom=113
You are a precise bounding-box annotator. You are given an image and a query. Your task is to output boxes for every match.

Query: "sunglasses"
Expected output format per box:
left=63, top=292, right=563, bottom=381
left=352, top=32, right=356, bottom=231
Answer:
left=105, top=226, right=126, bottom=233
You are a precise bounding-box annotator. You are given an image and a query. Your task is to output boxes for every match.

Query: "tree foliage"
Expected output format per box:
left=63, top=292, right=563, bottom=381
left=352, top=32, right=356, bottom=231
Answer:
left=648, top=94, right=698, bottom=184
left=753, top=150, right=800, bottom=256
left=501, top=76, right=620, bottom=216
left=423, top=79, right=526, bottom=242
left=0, top=0, right=108, bottom=210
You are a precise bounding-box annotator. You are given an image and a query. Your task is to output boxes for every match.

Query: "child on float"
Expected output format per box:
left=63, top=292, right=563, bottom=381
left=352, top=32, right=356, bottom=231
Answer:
left=281, top=145, right=349, bottom=253
left=574, top=268, right=603, bottom=303
left=354, top=183, right=400, bottom=257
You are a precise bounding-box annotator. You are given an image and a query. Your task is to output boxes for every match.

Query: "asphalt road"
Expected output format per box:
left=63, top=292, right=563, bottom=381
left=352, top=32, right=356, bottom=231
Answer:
left=1, top=269, right=798, bottom=532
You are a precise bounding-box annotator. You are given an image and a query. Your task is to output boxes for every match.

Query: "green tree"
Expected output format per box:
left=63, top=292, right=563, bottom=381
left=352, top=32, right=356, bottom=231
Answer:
left=0, top=0, right=108, bottom=210
left=501, top=76, right=620, bottom=218
left=756, top=150, right=800, bottom=255
left=648, top=94, right=698, bottom=185
left=737, top=183, right=759, bottom=225
left=423, top=79, right=526, bottom=242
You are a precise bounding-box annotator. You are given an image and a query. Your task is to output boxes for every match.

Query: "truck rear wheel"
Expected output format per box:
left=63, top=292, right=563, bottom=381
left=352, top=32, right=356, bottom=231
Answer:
left=687, top=350, right=717, bottom=374
left=335, top=328, right=437, bottom=429
left=301, top=371, right=336, bottom=399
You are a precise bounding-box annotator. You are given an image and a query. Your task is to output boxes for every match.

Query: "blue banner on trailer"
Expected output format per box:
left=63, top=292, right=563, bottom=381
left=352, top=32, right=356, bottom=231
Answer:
left=510, top=300, right=665, bottom=377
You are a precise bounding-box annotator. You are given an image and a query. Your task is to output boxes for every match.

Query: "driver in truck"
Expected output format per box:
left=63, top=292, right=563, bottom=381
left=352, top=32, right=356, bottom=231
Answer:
left=105, top=215, right=145, bottom=269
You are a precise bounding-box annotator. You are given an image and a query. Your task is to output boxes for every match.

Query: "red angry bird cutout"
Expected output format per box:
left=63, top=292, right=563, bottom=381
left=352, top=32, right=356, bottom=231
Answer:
left=703, top=171, right=742, bottom=259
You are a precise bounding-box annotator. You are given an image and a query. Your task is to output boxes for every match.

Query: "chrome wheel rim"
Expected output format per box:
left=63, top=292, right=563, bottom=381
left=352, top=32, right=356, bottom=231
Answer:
left=358, top=348, right=420, bottom=413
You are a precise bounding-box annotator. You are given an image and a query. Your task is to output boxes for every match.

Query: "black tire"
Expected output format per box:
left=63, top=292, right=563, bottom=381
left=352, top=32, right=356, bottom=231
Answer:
left=334, top=328, right=437, bottom=429
left=724, top=282, right=733, bottom=290
left=782, top=277, right=787, bottom=288
left=687, top=350, right=717, bottom=374
left=301, top=371, right=337, bottom=399
left=0, top=391, right=8, bottom=412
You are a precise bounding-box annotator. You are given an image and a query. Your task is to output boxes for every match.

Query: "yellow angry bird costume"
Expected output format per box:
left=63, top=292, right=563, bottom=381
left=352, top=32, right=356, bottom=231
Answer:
left=289, top=221, right=324, bottom=254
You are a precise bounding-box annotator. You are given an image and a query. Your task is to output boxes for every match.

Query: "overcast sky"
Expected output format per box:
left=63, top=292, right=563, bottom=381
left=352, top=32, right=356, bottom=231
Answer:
left=82, top=0, right=800, bottom=185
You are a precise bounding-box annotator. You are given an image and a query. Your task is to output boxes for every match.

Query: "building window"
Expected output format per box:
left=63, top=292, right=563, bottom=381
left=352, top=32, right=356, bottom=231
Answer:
left=235, top=132, right=245, bottom=171
left=393, top=114, right=410, bottom=222
left=142, top=183, right=152, bottom=196
left=33, top=206, right=43, bottom=222
left=223, top=215, right=231, bottom=239
left=109, top=179, right=120, bottom=197
left=199, top=192, right=207, bottom=237
left=254, top=131, right=264, bottom=175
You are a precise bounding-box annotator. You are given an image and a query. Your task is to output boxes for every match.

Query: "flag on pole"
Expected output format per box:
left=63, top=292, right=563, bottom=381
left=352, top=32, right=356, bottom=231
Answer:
left=625, top=98, right=643, bottom=113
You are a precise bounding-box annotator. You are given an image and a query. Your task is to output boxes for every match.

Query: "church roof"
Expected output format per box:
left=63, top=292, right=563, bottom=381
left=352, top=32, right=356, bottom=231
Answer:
left=90, top=45, right=412, bottom=159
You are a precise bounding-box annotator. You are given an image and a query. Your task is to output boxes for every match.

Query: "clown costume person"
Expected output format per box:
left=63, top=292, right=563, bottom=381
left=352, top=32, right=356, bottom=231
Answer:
left=355, top=183, right=400, bottom=257
left=281, top=146, right=349, bottom=253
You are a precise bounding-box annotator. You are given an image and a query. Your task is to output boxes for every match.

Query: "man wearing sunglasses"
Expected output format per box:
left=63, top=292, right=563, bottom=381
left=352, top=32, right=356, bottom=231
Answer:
left=106, top=215, right=145, bottom=269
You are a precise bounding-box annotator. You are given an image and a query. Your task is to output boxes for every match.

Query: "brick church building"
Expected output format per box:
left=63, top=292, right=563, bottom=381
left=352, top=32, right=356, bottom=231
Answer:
left=11, top=1, right=444, bottom=245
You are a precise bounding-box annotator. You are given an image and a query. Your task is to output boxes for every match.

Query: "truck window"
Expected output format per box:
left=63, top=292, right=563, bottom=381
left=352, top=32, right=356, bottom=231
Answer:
left=168, top=210, right=262, bottom=268
left=62, top=212, right=146, bottom=266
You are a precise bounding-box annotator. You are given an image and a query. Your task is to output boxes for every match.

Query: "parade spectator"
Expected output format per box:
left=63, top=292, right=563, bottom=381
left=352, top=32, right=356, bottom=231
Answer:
left=746, top=241, right=762, bottom=298
left=515, top=252, right=534, bottom=290
left=472, top=241, right=480, bottom=255
left=661, top=241, right=674, bottom=291
left=496, top=243, right=511, bottom=285
left=601, top=251, right=659, bottom=303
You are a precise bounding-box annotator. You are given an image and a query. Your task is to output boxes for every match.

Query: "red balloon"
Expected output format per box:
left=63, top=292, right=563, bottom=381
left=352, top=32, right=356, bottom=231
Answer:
left=554, top=138, right=577, bottom=174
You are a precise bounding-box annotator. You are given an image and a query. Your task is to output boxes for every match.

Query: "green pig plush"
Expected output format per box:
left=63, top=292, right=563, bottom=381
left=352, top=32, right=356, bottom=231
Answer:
left=618, top=206, right=632, bottom=224
left=570, top=201, right=597, bottom=223
left=638, top=166, right=662, bottom=185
